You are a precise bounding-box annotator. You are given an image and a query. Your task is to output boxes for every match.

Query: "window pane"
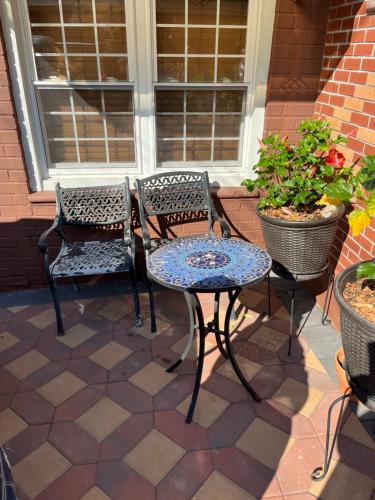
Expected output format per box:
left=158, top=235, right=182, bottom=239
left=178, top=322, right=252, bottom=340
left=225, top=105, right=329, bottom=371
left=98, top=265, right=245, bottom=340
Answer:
left=186, top=91, right=213, bottom=112
left=49, top=142, right=77, bottom=163
left=44, top=115, right=75, bottom=139
left=105, top=91, right=133, bottom=112
left=98, top=28, right=127, bottom=54
left=62, top=0, right=93, bottom=23
left=156, top=91, right=184, bottom=112
left=41, top=90, right=71, bottom=112
left=220, top=0, right=248, bottom=25
left=216, top=90, right=243, bottom=112
left=79, top=141, right=107, bottom=161
left=73, top=90, right=102, bottom=112
left=156, top=0, right=185, bottom=24
left=217, top=58, right=245, bottom=82
left=31, top=27, right=63, bottom=54
left=188, top=58, right=214, bottom=82
left=158, top=141, right=183, bottom=161
left=188, top=28, right=215, bottom=54
left=109, top=141, right=135, bottom=162
left=28, top=1, right=60, bottom=23
left=100, top=57, right=128, bottom=81
left=158, top=58, right=184, bottom=82
left=68, top=56, right=98, bottom=80
left=188, top=0, right=217, bottom=24
left=35, top=56, right=67, bottom=80
left=76, top=115, right=104, bottom=138
left=214, top=140, right=239, bottom=160
left=215, top=115, right=241, bottom=137
left=156, top=116, right=184, bottom=138
left=96, top=0, right=126, bottom=23
left=106, top=116, right=134, bottom=138
left=157, top=28, right=185, bottom=54
left=186, top=115, right=212, bottom=138
left=64, top=27, right=96, bottom=54
left=219, top=29, right=247, bottom=55
left=186, top=140, right=211, bottom=161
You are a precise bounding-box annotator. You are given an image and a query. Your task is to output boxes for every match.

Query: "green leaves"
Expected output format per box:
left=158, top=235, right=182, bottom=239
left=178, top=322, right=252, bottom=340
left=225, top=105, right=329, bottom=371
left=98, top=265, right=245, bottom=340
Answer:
left=325, top=181, right=353, bottom=202
left=357, top=155, right=375, bottom=191
left=356, top=261, right=375, bottom=280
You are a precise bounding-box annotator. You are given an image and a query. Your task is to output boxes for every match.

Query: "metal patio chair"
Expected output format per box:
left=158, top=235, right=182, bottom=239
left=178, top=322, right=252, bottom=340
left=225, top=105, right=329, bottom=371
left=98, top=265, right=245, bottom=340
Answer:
left=38, top=179, right=141, bottom=335
left=136, top=171, right=231, bottom=333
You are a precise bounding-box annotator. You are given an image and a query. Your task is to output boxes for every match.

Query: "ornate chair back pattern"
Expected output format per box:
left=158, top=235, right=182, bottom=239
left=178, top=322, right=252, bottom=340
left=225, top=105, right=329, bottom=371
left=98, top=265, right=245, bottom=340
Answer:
left=137, top=171, right=213, bottom=217
left=57, top=183, right=130, bottom=226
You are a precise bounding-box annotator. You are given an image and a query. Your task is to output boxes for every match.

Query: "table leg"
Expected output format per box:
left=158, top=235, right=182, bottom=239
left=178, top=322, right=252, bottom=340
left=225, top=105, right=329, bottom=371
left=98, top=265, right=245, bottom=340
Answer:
left=223, top=287, right=261, bottom=402
left=186, top=292, right=206, bottom=424
left=167, top=292, right=196, bottom=373
left=213, top=292, right=227, bottom=359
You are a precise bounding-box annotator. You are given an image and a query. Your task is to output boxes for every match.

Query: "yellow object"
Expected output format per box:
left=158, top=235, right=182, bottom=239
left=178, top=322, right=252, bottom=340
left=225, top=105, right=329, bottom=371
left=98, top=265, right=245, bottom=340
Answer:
left=348, top=209, right=371, bottom=237
left=316, top=195, right=341, bottom=206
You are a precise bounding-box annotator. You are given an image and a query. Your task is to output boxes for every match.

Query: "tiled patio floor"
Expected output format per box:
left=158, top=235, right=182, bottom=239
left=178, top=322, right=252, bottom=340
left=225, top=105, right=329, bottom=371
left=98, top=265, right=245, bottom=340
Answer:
left=0, top=278, right=374, bottom=499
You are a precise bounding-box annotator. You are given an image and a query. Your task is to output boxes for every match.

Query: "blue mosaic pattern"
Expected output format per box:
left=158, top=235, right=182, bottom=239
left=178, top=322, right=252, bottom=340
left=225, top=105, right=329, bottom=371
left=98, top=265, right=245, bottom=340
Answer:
left=147, top=237, right=272, bottom=291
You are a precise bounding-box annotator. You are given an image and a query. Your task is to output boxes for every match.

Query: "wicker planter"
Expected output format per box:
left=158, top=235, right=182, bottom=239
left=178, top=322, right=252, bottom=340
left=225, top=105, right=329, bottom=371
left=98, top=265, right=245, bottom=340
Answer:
left=334, top=263, right=375, bottom=410
left=257, top=204, right=345, bottom=279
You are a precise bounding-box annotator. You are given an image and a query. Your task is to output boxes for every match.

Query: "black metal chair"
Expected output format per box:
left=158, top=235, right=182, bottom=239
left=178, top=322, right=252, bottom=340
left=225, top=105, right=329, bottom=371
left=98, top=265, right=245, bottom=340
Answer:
left=136, top=171, right=230, bottom=333
left=38, top=179, right=141, bottom=335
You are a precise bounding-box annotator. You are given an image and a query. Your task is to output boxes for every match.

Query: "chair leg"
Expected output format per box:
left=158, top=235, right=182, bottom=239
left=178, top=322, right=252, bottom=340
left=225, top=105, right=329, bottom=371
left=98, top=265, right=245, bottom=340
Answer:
left=288, top=286, right=296, bottom=357
left=48, top=277, right=64, bottom=336
left=321, top=266, right=334, bottom=326
left=147, top=276, right=157, bottom=333
left=130, top=267, right=142, bottom=328
left=311, top=392, right=351, bottom=481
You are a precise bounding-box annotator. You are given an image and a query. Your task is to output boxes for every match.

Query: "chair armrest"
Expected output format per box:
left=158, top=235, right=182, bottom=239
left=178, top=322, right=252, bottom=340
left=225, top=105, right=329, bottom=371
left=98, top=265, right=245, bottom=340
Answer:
left=38, top=217, right=62, bottom=254
left=213, top=214, right=231, bottom=239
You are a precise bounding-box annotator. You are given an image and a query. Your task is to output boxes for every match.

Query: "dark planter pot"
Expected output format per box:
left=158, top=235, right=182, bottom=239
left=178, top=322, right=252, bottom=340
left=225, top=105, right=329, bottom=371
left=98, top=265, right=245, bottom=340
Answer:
left=334, top=262, right=375, bottom=411
left=256, top=204, right=345, bottom=279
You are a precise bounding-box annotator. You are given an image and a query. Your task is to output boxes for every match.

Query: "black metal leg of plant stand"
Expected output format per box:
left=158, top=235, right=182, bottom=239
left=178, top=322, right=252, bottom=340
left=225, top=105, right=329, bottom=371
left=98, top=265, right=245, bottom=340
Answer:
left=312, top=392, right=351, bottom=481
left=321, top=267, right=334, bottom=326
left=223, top=287, right=261, bottom=402
left=186, top=292, right=206, bottom=424
left=214, top=292, right=228, bottom=359
left=288, top=286, right=295, bottom=357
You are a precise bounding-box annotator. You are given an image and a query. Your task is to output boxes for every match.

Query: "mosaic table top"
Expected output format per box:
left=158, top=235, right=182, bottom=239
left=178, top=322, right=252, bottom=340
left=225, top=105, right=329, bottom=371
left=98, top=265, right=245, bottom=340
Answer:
left=147, top=237, right=272, bottom=291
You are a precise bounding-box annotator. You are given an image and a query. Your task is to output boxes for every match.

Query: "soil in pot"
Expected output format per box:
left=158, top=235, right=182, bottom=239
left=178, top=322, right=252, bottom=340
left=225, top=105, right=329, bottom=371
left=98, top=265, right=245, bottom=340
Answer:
left=343, top=278, right=375, bottom=324
left=261, top=204, right=339, bottom=222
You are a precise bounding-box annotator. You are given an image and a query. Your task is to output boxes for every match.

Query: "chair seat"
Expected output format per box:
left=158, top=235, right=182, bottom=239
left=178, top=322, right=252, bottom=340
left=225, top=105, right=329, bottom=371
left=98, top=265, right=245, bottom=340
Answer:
left=50, top=239, right=132, bottom=278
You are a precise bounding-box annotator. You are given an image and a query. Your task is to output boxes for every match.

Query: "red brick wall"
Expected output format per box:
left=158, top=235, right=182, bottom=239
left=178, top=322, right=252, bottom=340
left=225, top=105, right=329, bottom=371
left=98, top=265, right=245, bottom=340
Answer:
left=311, top=0, right=375, bottom=327
left=264, top=0, right=329, bottom=139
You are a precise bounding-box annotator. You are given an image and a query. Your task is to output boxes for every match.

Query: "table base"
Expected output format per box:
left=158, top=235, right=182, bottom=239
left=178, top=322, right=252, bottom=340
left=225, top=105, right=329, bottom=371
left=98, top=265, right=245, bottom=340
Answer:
left=167, top=287, right=261, bottom=424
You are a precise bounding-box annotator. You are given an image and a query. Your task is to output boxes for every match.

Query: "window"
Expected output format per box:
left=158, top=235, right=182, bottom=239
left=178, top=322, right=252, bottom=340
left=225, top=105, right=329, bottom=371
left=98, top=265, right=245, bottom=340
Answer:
left=1, top=0, right=276, bottom=189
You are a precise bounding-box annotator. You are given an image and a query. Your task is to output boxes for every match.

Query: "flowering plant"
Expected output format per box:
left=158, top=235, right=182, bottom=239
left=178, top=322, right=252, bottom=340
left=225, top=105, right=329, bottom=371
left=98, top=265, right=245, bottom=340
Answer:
left=241, top=119, right=352, bottom=213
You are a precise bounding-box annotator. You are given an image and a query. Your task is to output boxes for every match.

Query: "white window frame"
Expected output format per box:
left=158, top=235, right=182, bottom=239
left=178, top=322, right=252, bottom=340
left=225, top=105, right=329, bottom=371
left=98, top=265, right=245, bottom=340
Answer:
left=0, top=0, right=276, bottom=190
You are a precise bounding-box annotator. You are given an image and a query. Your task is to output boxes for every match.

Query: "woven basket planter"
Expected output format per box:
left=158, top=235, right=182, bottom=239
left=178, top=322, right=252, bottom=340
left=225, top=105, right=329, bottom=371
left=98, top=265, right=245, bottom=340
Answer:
left=334, top=263, right=375, bottom=411
left=256, top=204, right=345, bottom=279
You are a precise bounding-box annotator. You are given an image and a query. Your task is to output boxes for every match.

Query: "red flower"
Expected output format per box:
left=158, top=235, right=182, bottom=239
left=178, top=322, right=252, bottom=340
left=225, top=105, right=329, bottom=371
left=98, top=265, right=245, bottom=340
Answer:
left=325, top=149, right=345, bottom=169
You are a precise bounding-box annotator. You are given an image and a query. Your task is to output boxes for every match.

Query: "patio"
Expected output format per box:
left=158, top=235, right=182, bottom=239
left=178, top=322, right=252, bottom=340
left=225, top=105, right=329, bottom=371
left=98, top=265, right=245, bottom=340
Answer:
left=0, top=276, right=374, bottom=499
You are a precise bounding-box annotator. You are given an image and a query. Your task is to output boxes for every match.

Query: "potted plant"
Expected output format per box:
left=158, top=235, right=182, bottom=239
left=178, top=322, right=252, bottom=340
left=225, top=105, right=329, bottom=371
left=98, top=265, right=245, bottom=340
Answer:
left=324, top=155, right=375, bottom=407
left=242, top=119, right=350, bottom=278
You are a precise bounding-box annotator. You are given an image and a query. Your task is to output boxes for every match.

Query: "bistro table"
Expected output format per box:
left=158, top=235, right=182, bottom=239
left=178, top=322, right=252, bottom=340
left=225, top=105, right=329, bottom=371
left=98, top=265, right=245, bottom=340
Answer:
left=147, top=236, right=272, bottom=424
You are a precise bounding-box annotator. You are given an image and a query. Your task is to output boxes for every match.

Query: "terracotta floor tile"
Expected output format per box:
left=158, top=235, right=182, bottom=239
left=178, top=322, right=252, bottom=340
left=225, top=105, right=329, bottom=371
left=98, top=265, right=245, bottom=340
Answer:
left=249, top=326, right=288, bottom=353
left=193, top=470, right=255, bottom=500
left=124, top=429, right=185, bottom=486
left=177, top=388, right=229, bottom=429
left=106, top=380, right=153, bottom=414
left=49, top=421, right=100, bottom=464
left=157, top=449, right=213, bottom=500
left=36, top=464, right=96, bottom=500
left=309, top=458, right=375, bottom=500
left=13, top=442, right=71, bottom=499
left=68, top=358, right=108, bottom=385
left=240, top=289, right=266, bottom=308
left=5, top=349, right=49, bottom=380
left=76, top=397, right=130, bottom=442
left=6, top=424, right=50, bottom=466
left=208, top=401, right=255, bottom=449
left=132, top=317, right=172, bottom=340
left=129, top=361, right=176, bottom=396
left=154, top=410, right=210, bottom=451
left=97, top=300, right=134, bottom=321
left=53, top=383, right=106, bottom=422
left=342, top=413, right=375, bottom=451
left=216, top=356, right=262, bottom=385
left=275, top=306, right=290, bottom=321
left=0, top=331, right=19, bottom=353
left=81, top=486, right=111, bottom=500
left=89, top=341, right=132, bottom=370
left=0, top=408, right=27, bottom=444
left=303, top=350, right=327, bottom=374
left=28, top=308, right=62, bottom=330
left=272, top=377, right=324, bottom=418
left=153, top=374, right=196, bottom=411
left=57, top=323, right=97, bottom=348
left=8, top=305, right=29, bottom=314
left=236, top=417, right=294, bottom=471
left=37, top=371, right=87, bottom=407
left=11, top=391, right=54, bottom=425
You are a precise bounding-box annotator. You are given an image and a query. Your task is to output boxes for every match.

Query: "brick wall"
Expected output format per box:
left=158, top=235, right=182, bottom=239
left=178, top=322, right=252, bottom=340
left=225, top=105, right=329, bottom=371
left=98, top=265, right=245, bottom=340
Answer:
left=310, top=0, right=375, bottom=327
left=264, top=0, right=329, bottom=139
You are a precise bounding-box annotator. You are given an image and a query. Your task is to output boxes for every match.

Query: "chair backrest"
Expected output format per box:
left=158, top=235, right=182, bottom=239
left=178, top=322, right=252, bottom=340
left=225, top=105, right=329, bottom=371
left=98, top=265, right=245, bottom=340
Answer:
left=136, top=171, right=214, bottom=218
left=57, top=179, right=131, bottom=226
